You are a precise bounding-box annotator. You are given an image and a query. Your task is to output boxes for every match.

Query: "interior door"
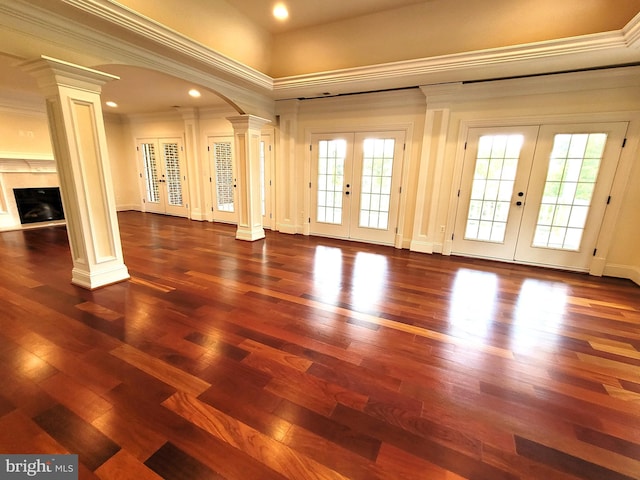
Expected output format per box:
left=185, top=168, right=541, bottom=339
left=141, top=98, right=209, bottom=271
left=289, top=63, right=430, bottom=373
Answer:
left=139, top=138, right=188, bottom=217
left=452, top=122, right=627, bottom=271
left=209, top=136, right=237, bottom=224
left=309, top=131, right=405, bottom=245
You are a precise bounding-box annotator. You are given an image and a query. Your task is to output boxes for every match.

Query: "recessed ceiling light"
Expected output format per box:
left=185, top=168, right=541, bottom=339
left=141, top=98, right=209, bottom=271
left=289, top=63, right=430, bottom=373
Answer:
left=105, top=101, right=118, bottom=108
left=273, top=3, right=288, bottom=20
left=188, top=89, right=201, bottom=98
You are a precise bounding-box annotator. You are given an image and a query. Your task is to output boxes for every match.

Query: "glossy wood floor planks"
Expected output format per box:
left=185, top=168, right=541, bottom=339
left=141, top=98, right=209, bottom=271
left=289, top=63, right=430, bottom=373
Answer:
left=0, top=211, right=639, bottom=479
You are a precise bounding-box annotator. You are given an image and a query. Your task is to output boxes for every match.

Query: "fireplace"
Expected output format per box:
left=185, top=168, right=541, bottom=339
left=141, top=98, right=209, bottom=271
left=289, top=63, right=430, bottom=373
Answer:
left=13, top=187, right=65, bottom=225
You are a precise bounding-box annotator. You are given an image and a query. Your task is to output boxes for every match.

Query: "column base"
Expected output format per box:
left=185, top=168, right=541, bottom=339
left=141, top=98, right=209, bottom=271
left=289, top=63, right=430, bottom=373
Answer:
left=71, top=264, right=130, bottom=290
left=235, top=225, right=265, bottom=241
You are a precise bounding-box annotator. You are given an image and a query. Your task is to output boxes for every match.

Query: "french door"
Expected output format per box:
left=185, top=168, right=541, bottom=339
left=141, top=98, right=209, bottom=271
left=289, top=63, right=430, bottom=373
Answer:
left=208, top=134, right=273, bottom=227
left=138, top=138, right=188, bottom=217
left=260, top=133, right=274, bottom=229
left=452, top=122, right=627, bottom=271
left=208, top=136, right=237, bottom=224
left=309, top=131, right=405, bottom=245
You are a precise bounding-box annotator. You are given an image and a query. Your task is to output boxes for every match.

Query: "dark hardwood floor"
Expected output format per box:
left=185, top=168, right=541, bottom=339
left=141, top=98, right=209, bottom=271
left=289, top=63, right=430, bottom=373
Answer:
left=0, top=211, right=639, bottom=480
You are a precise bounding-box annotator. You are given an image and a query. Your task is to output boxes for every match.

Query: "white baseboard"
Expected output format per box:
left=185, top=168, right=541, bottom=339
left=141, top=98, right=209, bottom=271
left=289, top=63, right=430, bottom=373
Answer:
left=603, top=263, right=640, bottom=286
left=116, top=204, right=140, bottom=211
left=409, top=240, right=433, bottom=254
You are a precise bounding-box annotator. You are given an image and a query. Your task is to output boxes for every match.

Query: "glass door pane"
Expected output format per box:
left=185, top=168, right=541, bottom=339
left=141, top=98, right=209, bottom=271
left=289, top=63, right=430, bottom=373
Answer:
left=213, top=141, right=234, bottom=213
left=532, top=133, right=606, bottom=250
left=141, top=142, right=159, bottom=204
left=163, top=142, right=183, bottom=207
left=464, top=134, right=524, bottom=243
left=359, top=138, right=395, bottom=230
left=316, top=139, right=346, bottom=225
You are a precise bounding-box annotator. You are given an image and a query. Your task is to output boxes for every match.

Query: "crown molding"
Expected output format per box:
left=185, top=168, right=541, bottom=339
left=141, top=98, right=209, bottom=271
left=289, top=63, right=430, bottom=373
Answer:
left=273, top=21, right=640, bottom=99
left=2, top=0, right=639, bottom=114
left=59, top=0, right=273, bottom=91
left=623, top=11, right=640, bottom=48
left=1, top=0, right=274, bottom=116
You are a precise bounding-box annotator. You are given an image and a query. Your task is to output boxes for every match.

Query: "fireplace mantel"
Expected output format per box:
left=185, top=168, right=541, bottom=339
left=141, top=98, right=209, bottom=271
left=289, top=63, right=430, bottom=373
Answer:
left=0, top=153, right=56, bottom=173
left=0, top=152, right=61, bottom=230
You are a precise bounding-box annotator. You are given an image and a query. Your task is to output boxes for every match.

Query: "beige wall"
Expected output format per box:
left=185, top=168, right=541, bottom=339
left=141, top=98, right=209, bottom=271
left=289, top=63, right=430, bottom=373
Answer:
left=104, top=115, right=139, bottom=210
left=0, top=104, right=51, bottom=156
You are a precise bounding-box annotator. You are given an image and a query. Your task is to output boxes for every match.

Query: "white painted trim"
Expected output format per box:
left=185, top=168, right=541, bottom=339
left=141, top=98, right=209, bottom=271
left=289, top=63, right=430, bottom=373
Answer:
left=0, top=153, right=55, bottom=163
left=60, top=0, right=272, bottom=91
left=408, top=240, right=433, bottom=254
left=274, top=25, right=640, bottom=98
left=71, top=264, right=130, bottom=290
left=622, top=12, right=640, bottom=48
left=6, top=0, right=640, bottom=109
left=116, top=204, right=140, bottom=212
left=603, top=263, right=640, bottom=286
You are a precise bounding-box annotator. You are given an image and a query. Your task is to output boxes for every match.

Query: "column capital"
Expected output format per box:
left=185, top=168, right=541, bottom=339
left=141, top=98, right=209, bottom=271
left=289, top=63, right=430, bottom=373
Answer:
left=419, top=82, right=463, bottom=108
left=226, top=114, right=271, bottom=132
left=21, top=55, right=119, bottom=96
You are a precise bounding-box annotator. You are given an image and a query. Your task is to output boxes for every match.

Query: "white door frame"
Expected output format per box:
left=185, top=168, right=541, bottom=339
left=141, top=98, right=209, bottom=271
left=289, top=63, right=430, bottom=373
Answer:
left=207, top=135, right=237, bottom=224
left=304, top=124, right=413, bottom=248
left=136, top=136, right=188, bottom=218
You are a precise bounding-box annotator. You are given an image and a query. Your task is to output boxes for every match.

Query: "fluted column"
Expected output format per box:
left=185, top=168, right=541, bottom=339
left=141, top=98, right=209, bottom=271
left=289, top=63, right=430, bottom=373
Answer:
left=226, top=114, right=271, bottom=241
left=410, top=83, right=461, bottom=254
left=22, top=56, right=129, bottom=289
left=274, top=99, right=300, bottom=234
left=180, top=108, right=202, bottom=221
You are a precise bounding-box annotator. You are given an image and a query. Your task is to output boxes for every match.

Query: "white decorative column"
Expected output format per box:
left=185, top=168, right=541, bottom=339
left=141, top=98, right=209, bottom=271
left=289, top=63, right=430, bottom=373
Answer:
left=226, top=114, right=271, bottom=241
left=274, top=99, right=300, bottom=234
left=22, top=56, right=129, bottom=289
left=410, top=83, right=461, bottom=254
left=180, top=108, right=202, bottom=221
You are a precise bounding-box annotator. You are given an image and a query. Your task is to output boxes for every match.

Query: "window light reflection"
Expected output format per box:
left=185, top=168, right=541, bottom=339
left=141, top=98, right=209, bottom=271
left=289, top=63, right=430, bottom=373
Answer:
left=351, top=252, right=387, bottom=313
left=511, top=279, right=567, bottom=353
left=312, top=246, right=342, bottom=305
left=448, top=269, right=498, bottom=340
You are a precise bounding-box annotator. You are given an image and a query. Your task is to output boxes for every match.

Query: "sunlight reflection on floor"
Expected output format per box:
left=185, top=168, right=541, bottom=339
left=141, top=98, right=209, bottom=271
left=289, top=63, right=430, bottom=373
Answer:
left=312, top=245, right=343, bottom=305
left=511, top=279, right=567, bottom=353
left=351, top=252, right=388, bottom=314
left=448, top=268, right=498, bottom=341
left=447, top=268, right=569, bottom=354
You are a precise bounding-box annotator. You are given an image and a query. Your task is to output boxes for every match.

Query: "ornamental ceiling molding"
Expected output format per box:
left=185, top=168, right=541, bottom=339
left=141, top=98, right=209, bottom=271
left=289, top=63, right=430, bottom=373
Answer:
left=273, top=14, right=640, bottom=98
left=4, top=1, right=640, bottom=104
left=58, top=0, right=273, bottom=91
left=1, top=0, right=274, bottom=115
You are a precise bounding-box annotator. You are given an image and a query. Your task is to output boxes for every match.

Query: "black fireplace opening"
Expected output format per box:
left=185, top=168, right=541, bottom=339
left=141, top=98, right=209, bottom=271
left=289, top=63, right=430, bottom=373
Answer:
left=13, top=187, right=65, bottom=225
